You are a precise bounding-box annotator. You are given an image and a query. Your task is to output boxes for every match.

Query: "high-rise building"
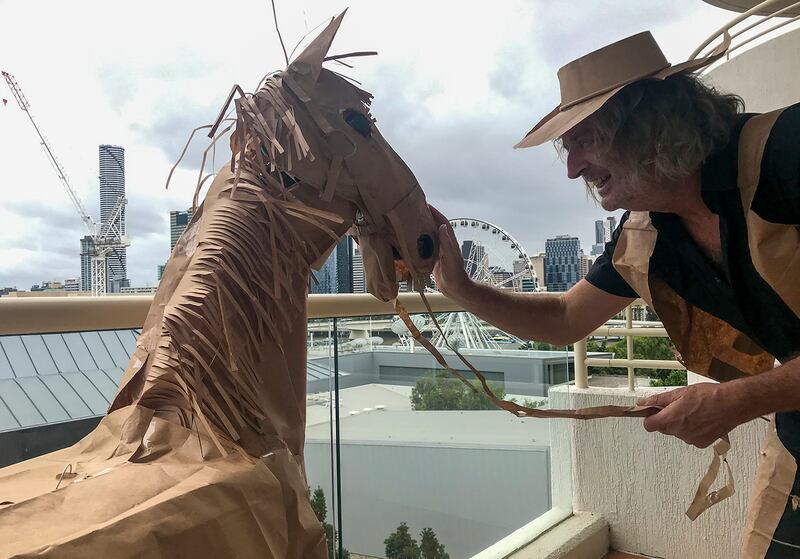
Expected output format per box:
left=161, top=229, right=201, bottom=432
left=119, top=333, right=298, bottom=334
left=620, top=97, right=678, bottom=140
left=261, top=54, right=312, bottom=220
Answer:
left=353, top=247, right=366, bottom=293
left=591, top=216, right=619, bottom=256
left=157, top=264, right=166, bottom=281
left=529, top=252, right=546, bottom=291
left=544, top=235, right=581, bottom=292
left=99, top=145, right=127, bottom=292
left=80, top=235, right=94, bottom=292
left=64, top=278, right=80, bottom=292
left=336, top=235, right=353, bottom=294
left=513, top=258, right=537, bottom=292
left=310, top=236, right=354, bottom=294
left=170, top=209, right=193, bottom=252
left=580, top=252, right=591, bottom=279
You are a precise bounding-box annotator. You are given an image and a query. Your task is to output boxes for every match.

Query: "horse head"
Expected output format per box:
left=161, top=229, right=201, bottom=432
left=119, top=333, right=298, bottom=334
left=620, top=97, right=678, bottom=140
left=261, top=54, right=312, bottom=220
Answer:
left=225, top=11, right=438, bottom=301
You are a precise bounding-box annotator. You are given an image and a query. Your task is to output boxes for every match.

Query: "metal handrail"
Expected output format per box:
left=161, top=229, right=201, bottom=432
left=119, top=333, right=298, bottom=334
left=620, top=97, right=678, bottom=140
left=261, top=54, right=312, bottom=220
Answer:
left=0, top=293, right=463, bottom=336
left=574, top=302, right=684, bottom=391
left=0, top=294, right=682, bottom=392
left=692, top=0, right=800, bottom=60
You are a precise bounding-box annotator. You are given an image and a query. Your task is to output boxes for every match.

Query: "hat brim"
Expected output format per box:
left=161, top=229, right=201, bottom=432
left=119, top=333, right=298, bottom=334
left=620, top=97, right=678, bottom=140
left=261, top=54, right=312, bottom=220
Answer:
left=514, top=33, right=731, bottom=149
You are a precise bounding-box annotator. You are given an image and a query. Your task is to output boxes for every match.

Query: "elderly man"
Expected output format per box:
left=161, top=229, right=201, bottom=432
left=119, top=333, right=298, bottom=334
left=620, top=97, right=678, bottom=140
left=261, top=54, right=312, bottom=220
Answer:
left=432, top=32, right=799, bottom=557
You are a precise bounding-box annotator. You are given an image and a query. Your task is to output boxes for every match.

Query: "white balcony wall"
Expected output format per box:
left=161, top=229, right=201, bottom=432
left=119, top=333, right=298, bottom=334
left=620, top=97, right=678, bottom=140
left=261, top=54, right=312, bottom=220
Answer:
left=706, top=25, right=800, bottom=111
left=550, top=385, right=769, bottom=559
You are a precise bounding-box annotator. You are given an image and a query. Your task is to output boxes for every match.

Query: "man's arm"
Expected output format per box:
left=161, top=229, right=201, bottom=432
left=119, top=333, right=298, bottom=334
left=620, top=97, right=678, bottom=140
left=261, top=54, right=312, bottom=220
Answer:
left=431, top=207, right=634, bottom=346
left=640, top=357, right=800, bottom=448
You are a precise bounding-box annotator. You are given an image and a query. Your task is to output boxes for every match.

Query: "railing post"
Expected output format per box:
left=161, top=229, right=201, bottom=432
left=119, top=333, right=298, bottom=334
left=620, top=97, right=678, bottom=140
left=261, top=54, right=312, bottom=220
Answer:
left=574, top=337, right=588, bottom=389
left=626, top=305, right=635, bottom=392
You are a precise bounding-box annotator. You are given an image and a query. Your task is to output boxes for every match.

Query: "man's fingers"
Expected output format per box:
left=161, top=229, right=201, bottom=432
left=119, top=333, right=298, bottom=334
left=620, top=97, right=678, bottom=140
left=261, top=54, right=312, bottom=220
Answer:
left=637, top=387, right=684, bottom=407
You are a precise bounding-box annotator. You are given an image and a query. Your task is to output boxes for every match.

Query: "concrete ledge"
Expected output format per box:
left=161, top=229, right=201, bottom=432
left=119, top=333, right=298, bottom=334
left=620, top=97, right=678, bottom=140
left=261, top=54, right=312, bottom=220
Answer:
left=508, top=513, right=609, bottom=559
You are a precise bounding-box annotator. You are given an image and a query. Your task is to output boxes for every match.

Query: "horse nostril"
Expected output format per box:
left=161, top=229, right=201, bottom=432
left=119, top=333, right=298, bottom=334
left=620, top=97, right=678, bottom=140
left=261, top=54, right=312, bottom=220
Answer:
left=417, top=234, right=434, bottom=259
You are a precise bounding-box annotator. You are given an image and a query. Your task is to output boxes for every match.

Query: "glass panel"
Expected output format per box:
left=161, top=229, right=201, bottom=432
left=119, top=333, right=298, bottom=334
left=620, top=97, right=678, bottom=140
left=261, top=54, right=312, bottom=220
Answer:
left=15, top=376, right=70, bottom=423
left=115, top=330, right=138, bottom=355
left=0, top=344, right=14, bottom=380
left=39, top=374, right=92, bottom=418
left=42, top=334, right=79, bottom=373
left=0, top=395, right=19, bottom=432
left=305, top=311, right=572, bottom=558
left=83, top=370, right=119, bottom=402
left=0, top=337, right=36, bottom=377
left=79, top=332, right=115, bottom=369
left=21, top=335, right=58, bottom=375
left=98, top=331, right=130, bottom=367
left=62, top=333, right=98, bottom=371
left=61, top=372, right=108, bottom=415
left=303, top=318, right=340, bottom=557
left=103, top=367, right=125, bottom=385
left=0, top=379, right=44, bottom=427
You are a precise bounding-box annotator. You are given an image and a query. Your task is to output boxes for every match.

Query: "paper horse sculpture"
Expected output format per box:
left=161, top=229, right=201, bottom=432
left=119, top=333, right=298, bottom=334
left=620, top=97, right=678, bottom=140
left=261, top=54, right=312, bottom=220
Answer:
left=0, top=12, right=438, bottom=559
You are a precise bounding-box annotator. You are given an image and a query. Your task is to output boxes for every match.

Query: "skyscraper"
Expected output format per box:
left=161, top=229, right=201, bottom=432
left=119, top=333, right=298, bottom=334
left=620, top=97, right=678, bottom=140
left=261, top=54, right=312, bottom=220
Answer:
left=99, top=145, right=127, bottom=292
left=591, top=215, right=619, bottom=256
left=80, top=235, right=94, bottom=292
left=544, top=235, right=581, bottom=292
left=170, top=209, right=193, bottom=252
left=310, top=236, right=354, bottom=294
left=352, top=247, right=365, bottom=293
left=335, top=235, right=354, bottom=294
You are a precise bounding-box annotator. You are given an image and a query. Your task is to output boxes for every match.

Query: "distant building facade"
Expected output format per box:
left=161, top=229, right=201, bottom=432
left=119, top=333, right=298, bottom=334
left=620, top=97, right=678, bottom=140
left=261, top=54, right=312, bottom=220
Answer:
left=544, top=235, right=581, bottom=292
left=170, top=209, right=193, bottom=252
left=99, top=145, right=127, bottom=292
left=529, top=252, right=545, bottom=291
left=591, top=216, right=618, bottom=256
left=353, top=247, right=366, bottom=293
left=310, top=236, right=354, bottom=294
left=79, top=235, right=94, bottom=293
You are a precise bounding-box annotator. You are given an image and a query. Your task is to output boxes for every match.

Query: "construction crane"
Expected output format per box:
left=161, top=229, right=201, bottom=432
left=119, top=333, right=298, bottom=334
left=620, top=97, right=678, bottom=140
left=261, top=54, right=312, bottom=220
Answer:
left=2, top=70, right=130, bottom=296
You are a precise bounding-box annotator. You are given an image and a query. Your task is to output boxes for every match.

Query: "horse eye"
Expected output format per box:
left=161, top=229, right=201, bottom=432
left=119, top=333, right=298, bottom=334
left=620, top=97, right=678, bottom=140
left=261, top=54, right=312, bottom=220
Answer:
left=343, top=109, right=371, bottom=138
left=280, top=171, right=297, bottom=186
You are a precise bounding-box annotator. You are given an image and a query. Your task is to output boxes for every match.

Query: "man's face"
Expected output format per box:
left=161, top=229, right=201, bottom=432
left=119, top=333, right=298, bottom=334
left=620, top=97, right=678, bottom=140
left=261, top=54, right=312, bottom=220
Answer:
left=560, top=117, right=650, bottom=212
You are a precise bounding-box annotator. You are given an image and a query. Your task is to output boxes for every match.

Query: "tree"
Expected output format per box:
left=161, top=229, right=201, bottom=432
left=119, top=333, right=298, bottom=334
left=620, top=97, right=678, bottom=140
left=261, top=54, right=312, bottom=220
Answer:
left=308, top=486, right=350, bottom=559
left=385, top=522, right=421, bottom=559
left=587, top=337, right=686, bottom=385
left=410, top=371, right=506, bottom=410
left=419, top=527, right=449, bottom=559
left=311, top=486, right=327, bottom=524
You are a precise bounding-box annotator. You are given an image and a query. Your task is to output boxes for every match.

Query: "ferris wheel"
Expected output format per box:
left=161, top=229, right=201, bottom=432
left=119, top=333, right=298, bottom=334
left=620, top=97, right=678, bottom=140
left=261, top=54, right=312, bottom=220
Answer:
left=430, top=218, right=539, bottom=350
left=447, top=218, right=539, bottom=291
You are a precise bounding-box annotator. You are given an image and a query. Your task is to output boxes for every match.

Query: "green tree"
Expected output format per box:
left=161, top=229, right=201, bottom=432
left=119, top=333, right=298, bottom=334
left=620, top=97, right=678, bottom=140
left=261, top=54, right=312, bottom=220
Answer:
left=385, top=522, right=421, bottom=559
left=311, top=486, right=327, bottom=523
left=308, top=486, right=350, bottom=559
left=587, top=337, right=686, bottom=385
left=411, top=371, right=505, bottom=410
left=419, top=527, right=449, bottom=559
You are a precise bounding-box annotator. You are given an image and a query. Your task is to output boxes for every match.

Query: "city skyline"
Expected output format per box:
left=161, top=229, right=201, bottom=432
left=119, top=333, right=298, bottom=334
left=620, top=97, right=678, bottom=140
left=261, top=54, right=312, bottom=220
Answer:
left=0, top=0, right=739, bottom=290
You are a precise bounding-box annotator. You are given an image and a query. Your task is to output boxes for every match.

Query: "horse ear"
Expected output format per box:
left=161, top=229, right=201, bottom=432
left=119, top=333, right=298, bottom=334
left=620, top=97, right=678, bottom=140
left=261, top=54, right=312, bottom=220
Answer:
left=288, top=9, right=346, bottom=83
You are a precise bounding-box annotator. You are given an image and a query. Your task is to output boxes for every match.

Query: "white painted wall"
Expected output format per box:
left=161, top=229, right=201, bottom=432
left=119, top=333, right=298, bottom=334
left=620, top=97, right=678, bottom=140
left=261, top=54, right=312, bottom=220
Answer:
left=549, top=385, right=769, bottom=559
left=706, top=26, right=800, bottom=111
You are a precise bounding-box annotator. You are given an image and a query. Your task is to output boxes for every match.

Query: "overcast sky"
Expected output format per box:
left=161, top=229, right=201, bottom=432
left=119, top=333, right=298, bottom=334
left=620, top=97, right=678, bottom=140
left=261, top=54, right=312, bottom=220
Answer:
left=0, top=0, right=749, bottom=289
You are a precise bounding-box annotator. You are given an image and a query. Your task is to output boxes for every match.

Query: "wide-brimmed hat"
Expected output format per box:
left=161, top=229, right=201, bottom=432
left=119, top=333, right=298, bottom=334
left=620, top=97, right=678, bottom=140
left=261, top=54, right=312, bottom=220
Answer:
left=515, top=31, right=730, bottom=148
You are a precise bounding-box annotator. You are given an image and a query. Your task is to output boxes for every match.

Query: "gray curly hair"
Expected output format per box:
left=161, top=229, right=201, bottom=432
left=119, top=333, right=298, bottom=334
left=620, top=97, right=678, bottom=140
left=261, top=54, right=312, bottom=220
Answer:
left=558, top=73, right=744, bottom=195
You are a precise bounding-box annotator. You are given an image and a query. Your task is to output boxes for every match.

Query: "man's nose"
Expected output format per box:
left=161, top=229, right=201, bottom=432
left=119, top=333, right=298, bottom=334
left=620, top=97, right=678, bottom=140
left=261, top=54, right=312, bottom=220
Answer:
left=566, top=148, right=587, bottom=180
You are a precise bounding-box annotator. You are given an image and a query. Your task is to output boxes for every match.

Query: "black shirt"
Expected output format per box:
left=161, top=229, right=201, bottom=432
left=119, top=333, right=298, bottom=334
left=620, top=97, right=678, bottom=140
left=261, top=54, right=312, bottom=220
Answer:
left=586, top=104, right=800, bottom=363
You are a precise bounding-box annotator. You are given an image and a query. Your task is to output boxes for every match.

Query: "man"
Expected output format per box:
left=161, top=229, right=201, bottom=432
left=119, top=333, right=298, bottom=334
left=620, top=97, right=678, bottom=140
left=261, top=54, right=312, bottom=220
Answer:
left=432, top=31, right=799, bottom=557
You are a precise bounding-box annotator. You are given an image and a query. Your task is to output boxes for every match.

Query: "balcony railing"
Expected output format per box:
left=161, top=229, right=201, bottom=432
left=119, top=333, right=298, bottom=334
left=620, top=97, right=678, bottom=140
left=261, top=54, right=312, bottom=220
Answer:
left=0, top=292, right=684, bottom=558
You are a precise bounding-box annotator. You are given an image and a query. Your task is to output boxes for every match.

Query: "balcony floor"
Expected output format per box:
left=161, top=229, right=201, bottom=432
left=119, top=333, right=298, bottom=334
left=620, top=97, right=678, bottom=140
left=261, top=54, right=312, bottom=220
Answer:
left=604, top=552, right=651, bottom=559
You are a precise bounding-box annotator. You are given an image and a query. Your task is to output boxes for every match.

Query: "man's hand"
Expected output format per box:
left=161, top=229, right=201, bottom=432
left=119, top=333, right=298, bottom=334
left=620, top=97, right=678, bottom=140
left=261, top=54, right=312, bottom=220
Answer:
left=429, top=205, right=471, bottom=300
left=637, top=382, right=748, bottom=448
